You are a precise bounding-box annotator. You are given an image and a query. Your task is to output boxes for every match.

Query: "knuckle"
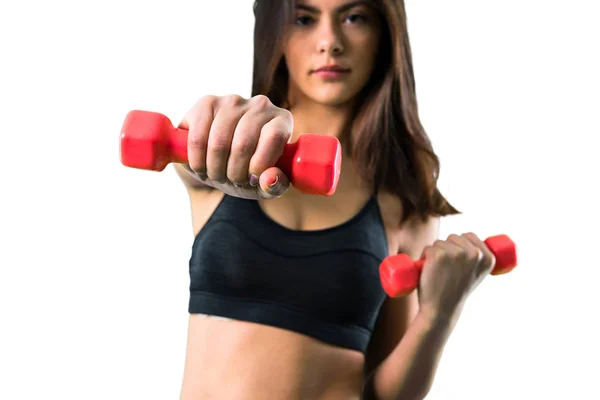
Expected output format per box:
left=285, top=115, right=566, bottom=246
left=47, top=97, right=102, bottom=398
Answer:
left=248, top=155, right=268, bottom=174
left=278, top=108, right=294, bottom=130
left=208, top=172, right=226, bottom=183
left=431, top=250, right=444, bottom=264
left=196, top=95, right=218, bottom=109
left=273, top=127, right=291, bottom=143
left=228, top=168, right=248, bottom=184
left=221, top=94, right=245, bottom=108
left=231, top=136, right=255, bottom=156
left=421, top=246, right=433, bottom=259
left=279, top=107, right=293, bottom=121
left=465, top=232, right=480, bottom=244
left=251, top=94, right=272, bottom=110
left=208, top=138, right=230, bottom=154
left=464, top=232, right=478, bottom=239
left=188, top=162, right=201, bottom=172
left=433, top=240, right=445, bottom=248
left=226, top=172, right=242, bottom=183
left=189, top=133, right=207, bottom=148
left=187, top=157, right=205, bottom=172
left=263, top=127, right=290, bottom=148
left=430, top=243, right=443, bottom=254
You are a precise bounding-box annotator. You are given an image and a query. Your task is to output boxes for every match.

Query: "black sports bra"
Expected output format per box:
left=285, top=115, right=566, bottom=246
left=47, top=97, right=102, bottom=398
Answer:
left=187, top=194, right=389, bottom=353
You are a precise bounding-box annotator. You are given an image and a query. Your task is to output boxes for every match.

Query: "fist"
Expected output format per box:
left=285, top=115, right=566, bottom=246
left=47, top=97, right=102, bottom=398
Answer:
left=179, top=94, right=294, bottom=199
left=418, top=233, right=496, bottom=322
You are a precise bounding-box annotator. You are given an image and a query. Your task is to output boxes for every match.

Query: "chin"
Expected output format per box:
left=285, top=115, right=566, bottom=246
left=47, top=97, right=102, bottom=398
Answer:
left=309, top=89, right=358, bottom=107
left=314, top=98, right=353, bottom=107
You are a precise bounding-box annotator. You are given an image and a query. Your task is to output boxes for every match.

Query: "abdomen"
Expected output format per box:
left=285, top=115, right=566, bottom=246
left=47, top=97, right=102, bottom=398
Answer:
left=180, top=314, right=364, bottom=400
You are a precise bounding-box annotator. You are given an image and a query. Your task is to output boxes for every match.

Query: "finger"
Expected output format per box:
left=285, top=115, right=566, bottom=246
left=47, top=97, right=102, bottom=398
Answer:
left=206, top=96, right=246, bottom=182
left=421, top=245, right=445, bottom=270
left=256, top=167, right=290, bottom=199
left=182, top=96, right=216, bottom=176
left=248, top=111, right=293, bottom=181
left=226, top=111, right=268, bottom=185
left=447, top=233, right=476, bottom=251
left=461, top=232, right=487, bottom=251
left=462, top=232, right=496, bottom=271
left=432, top=239, right=455, bottom=251
left=448, top=233, right=483, bottom=264
left=420, top=245, right=435, bottom=260
left=423, top=241, right=451, bottom=265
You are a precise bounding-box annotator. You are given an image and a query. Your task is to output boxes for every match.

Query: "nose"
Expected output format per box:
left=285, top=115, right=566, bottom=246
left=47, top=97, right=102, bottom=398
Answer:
left=316, top=19, right=344, bottom=55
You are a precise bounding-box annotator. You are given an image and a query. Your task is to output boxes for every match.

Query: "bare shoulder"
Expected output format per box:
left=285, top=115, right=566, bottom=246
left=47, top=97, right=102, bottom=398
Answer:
left=375, top=191, right=405, bottom=255
left=399, top=213, right=440, bottom=259
left=375, top=190, right=440, bottom=257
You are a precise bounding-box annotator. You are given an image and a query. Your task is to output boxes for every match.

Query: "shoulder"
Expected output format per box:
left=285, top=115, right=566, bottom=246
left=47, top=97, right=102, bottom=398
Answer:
left=399, top=213, right=440, bottom=259
left=376, top=191, right=440, bottom=256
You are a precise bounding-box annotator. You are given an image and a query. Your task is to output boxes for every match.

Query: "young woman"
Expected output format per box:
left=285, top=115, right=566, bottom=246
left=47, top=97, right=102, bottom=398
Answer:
left=174, top=1, right=496, bottom=399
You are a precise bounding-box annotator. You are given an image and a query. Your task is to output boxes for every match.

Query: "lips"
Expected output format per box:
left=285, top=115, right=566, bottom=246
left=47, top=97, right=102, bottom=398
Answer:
left=313, top=65, right=350, bottom=73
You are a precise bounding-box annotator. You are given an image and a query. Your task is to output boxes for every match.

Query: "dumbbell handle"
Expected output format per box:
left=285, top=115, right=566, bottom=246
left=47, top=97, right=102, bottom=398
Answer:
left=380, top=234, right=518, bottom=298
left=137, top=121, right=306, bottom=176
left=153, top=125, right=188, bottom=166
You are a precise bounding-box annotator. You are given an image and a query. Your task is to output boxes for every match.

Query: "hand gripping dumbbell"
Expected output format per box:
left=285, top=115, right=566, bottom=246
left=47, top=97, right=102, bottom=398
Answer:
left=380, top=234, right=518, bottom=297
left=119, top=110, right=342, bottom=196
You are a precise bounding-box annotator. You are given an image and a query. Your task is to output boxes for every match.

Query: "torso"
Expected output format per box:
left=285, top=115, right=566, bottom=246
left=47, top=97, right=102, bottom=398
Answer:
left=179, top=160, right=406, bottom=400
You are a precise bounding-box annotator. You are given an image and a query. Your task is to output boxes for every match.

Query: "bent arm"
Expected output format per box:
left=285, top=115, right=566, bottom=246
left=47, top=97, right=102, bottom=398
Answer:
left=363, top=214, right=449, bottom=399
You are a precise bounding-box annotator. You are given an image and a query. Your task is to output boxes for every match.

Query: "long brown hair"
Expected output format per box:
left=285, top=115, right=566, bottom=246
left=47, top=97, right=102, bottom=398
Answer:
left=252, top=0, right=460, bottom=224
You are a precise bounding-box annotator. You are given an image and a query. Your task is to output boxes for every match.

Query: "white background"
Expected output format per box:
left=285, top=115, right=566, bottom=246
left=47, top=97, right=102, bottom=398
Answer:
left=1, top=0, right=598, bottom=399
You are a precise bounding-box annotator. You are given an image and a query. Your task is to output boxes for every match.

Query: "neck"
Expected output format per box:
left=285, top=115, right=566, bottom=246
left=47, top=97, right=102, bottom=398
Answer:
left=288, top=102, right=354, bottom=142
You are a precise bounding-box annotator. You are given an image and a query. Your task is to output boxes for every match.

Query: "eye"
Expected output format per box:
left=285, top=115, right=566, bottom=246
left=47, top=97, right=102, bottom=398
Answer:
left=344, top=13, right=367, bottom=24
left=295, top=15, right=315, bottom=26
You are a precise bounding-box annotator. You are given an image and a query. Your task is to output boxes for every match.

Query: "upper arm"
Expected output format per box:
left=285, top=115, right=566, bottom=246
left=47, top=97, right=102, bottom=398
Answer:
left=364, top=215, right=440, bottom=376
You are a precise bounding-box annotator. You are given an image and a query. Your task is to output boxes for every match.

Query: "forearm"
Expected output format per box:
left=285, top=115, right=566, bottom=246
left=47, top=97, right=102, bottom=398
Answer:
left=363, top=312, right=457, bottom=400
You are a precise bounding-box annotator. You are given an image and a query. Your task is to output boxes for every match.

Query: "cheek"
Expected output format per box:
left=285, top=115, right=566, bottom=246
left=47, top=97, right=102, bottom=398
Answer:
left=284, top=39, right=307, bottom=77
left=350, top=41, right=379, bottom=82
left=358, top=33, right=380, bottom=63
left=286, top=60, right=307, bottom=93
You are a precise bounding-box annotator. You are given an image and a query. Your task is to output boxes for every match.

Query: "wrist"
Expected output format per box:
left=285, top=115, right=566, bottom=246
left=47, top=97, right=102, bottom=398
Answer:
left=416, top=307, right=460, bottom=331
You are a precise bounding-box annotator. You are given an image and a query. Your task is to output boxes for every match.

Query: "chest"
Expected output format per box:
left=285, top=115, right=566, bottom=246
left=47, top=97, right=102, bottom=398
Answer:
left=257, top=186, right=403, bottom=257
left=190, top=198, right=390, bottom=336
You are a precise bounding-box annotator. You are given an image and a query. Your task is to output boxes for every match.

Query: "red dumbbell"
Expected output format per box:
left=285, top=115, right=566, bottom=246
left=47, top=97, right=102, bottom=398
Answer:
left=379, top=234, right=518, bottom=298
left=119, top=110, right=342, bottom=196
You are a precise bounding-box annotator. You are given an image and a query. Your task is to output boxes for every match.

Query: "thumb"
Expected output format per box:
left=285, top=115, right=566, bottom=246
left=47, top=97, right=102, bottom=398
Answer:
left=257, top=167, right=290, bottom=199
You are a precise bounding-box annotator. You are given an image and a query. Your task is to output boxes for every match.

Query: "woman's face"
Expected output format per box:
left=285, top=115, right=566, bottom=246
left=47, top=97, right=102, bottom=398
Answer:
left=283, top=0, right=382, bottom=108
